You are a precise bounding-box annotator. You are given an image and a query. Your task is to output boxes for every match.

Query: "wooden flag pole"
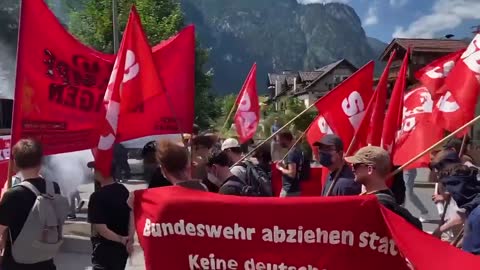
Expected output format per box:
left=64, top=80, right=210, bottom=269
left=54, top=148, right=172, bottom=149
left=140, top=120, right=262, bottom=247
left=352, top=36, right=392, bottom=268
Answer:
left=222, top=103, right=237, bottom=131
left=231, top=102, right=317, bottom=168
left=390, top=114, right=480, bottom=177
left=280, top=132, right=305, bottom=162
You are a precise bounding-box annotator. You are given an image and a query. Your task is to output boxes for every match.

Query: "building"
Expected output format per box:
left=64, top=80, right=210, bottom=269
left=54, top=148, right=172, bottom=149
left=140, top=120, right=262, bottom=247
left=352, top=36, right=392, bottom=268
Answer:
left=267, top=59, right=358, bottom=109
left=379, top=38, right=468, bottom=84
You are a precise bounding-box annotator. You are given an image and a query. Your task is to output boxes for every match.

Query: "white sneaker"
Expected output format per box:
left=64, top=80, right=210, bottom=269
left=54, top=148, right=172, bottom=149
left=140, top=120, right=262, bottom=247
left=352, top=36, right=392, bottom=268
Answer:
left=419, top=213, right=429, bottom=223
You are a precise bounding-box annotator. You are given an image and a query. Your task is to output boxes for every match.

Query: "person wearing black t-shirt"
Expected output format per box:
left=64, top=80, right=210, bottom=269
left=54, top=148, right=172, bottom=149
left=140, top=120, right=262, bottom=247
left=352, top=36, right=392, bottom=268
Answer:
left=141, top=141, right=171, bottom=189
left=206, top=151, right=244, bottom=195
left=0, top=139, right=61, bottom=270
left=88, top=170, right=133, bottom=270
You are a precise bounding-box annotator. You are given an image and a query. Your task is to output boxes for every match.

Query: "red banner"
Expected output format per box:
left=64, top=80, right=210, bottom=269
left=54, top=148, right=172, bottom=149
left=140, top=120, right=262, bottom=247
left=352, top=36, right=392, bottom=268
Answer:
left=393, top=86, right=443, bottom=168
left=134, top=187, right=480, bottom=270
left=307, top=62, right=374, bottom=149
left=234, top=64, right=259, bottom=143
left=12, top=0, right=115, bottom=154
left=13, top=1, right=195, bottom=156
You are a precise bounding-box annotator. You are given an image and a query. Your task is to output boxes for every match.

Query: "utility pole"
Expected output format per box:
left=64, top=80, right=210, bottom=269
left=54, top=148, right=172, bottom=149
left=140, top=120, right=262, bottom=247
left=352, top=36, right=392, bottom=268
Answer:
left=112, top=0, right=120, bottom=53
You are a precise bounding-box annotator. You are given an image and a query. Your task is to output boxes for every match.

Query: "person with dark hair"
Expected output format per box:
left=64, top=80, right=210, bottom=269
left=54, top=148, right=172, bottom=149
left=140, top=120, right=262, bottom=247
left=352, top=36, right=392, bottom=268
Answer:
left=206, top=151, right=244, bottom=195
left=142, top=141, right=171, bottom=189
left=430, top=149, right=480, bottom=254
left=444, top=137, right=475, bottom=166
left=0, top=139, right=67, bottom=270
left=191, top=135, right=216, bottom=181
left=253, top=144, right=272, bottom=177
left=276, top=131, right=303, bottom=197
left=157, top=140, right=207, bottom=191
left=222, top=138, right=247, bottom=182
left=313, top=134, right=361, bottom=196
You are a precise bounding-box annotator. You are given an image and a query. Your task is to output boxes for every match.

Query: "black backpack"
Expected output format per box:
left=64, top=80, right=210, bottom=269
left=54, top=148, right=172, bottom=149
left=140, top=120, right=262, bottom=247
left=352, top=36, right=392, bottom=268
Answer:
left=228, top=161, right=272, bottom=197
left=297, top=150, right=311, bottom=182
left=375, top=193, right=423, bottom=230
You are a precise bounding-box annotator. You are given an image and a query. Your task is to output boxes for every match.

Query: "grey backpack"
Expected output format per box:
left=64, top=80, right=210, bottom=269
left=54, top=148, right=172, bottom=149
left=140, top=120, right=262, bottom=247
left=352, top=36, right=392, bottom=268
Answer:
left=10, top=180, right=69, bottom=264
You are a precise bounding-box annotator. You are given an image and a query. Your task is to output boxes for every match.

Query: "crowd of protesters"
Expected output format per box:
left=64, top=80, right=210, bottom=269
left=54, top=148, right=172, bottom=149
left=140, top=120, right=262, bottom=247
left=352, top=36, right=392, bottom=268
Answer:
left=0, top=127, right=479, bottom=269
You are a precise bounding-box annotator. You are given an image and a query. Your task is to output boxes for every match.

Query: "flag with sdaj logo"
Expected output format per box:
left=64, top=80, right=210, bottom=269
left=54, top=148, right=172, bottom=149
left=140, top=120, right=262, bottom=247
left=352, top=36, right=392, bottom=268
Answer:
left=234, top=64, right=259, bottom=143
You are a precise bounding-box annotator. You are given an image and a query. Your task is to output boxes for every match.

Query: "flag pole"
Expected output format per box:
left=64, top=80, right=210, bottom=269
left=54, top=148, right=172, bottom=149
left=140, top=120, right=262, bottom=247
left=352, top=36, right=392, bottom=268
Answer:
left=231, top=101, right=317, bottom=167
left=280, top=132, right=305, bottom=162
left=222, top=103, right=237, bottom=131
left=390, top=114, right=480, bottom=176
left=112, top=0, right=120, bottom=54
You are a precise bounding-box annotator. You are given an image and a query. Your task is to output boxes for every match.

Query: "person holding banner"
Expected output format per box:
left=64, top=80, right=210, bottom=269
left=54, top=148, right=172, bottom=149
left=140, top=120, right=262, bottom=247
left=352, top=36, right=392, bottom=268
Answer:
left=430, top=150, right=480, bottom=254
left=206, top=151, right=243, bottom=196
left=346, top=146, right=422, bottom=229
left=315, top=134, right=361, bottom=196
left=156, top=140, right=208, bottom=191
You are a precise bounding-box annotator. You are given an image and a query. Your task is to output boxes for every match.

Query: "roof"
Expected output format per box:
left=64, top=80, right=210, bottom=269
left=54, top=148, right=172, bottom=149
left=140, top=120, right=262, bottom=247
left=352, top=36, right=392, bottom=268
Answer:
left=304, top=59, right=357, bottom=90
left=267, top=74, right=286, bottom=85
left=299, top=71, right=324, bottom=81
left=380, top=38, right=468, bottom=60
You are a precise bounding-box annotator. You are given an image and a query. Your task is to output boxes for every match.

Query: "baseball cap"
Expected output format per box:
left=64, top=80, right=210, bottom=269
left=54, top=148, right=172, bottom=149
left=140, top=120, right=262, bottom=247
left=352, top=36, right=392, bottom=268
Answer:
left=221, top=138, right=240, bottom=151
left=345, top=146, right=391, bottom=172
left=430, top=149, right=461, bottom=170
left=313, top=134, right=344, bottom=151
left=443, top=137, right=469, bottom=153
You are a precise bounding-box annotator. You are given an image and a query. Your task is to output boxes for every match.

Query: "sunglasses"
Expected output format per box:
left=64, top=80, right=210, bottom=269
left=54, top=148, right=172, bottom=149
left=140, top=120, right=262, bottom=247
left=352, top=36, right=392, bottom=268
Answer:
left=351, top=163, right=374, bottom=171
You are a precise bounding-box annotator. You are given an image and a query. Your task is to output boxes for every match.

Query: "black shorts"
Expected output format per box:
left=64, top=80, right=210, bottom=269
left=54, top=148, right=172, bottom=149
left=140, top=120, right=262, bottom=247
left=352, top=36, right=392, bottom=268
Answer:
left=92, top=242, right=128, bottom=270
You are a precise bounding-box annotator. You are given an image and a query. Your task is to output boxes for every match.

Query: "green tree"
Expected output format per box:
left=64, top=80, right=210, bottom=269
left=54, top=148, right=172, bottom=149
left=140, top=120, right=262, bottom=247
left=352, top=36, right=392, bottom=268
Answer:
left=262, top=98, right=317, bottom=136
left=68, top=0, right=220, bottom=129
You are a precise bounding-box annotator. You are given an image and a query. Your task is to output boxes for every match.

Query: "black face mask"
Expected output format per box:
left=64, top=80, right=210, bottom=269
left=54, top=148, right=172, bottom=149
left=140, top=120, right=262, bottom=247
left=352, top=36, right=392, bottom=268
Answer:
left=319, top=152, right=333, bottom=167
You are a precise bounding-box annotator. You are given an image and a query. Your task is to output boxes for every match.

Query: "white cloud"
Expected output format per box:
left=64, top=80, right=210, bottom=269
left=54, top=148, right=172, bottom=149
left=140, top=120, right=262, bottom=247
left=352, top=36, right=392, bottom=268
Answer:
left=389, top=0, right=408, bottom=7
left=363, top=5, right=378, bottom=26
left=297, top=0, right=349, bottom=4
left=393, top=0, right=480, bottom=38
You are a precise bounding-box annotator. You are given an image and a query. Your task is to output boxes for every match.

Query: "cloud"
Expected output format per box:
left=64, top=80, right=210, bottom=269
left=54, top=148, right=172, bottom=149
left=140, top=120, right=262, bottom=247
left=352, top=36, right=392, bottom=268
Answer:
left=393, top=0, right=480, bottom=38
left=363, top=5, right=379, bottom=26
left=389, top=0, right=408, bottom=7
left=297, top=0, right=349, bottom=4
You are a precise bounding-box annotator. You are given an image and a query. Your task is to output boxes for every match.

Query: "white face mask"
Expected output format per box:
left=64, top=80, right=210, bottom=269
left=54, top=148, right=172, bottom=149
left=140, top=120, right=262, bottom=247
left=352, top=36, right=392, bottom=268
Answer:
left=207, top=172, right=222, bottom=186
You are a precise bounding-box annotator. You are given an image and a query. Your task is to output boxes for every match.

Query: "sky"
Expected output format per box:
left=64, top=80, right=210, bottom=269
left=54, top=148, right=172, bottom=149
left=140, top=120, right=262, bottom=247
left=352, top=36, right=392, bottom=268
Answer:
left=297, top=0, right=480, bottom=43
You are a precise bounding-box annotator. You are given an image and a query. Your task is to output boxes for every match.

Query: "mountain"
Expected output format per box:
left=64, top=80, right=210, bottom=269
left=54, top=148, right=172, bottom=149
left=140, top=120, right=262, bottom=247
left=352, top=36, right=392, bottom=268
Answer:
left=367, top=37, right=388, bottom=75
left=181, top=0, right=384, bottom=94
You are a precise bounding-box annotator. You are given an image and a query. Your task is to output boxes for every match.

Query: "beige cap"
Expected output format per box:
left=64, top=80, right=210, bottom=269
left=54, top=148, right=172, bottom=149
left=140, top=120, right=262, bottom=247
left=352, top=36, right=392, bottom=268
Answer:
left=345, top=146, right=391, bottom=172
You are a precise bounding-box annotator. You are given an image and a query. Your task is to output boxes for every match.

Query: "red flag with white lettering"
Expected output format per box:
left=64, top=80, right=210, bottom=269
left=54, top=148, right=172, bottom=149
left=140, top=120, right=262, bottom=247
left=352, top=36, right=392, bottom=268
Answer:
left=382, top=49, right=409, bottom=155
left=234, top=64, right=259, bottom=143
left=393, top=86, right=443, bottom=168
left=95, top=6, right=166, bottom=177
left=307, top=62, right=374, bottom=150
left=415, top=50, right=464, bottom=99
left=433, top=35, right=480, bottom=134
left=349, top=51, right=396, bottom=154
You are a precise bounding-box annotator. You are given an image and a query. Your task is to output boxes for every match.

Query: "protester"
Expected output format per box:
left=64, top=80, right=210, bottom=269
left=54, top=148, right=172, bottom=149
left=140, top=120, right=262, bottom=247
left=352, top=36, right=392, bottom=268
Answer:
left=0, top=139, right=68, bottom=270
left=113, top=143, right=131, bottom=182
left=88, top=165, right=133, bottom=270
left=345, top=146, right=422, bottom=229
left=206, top=151, right=244, bottom=195
left=67, top=189, right=85, bottom=220
left=276, top=131, right=303, bottom=197
left=191, top=135, right=216, bottom=180
left=314, top=134, right=361, bottom=196
left=430, top=149, right=480, bottom=254
left=157, top=140, right=208, bottom=191
left=404, top=168, right=430, bottom=222
left=222, top=138, right=247, bottom=181
left=142, top=141, right=171, bottom=189
left=253, top=143, right=272, bottom=177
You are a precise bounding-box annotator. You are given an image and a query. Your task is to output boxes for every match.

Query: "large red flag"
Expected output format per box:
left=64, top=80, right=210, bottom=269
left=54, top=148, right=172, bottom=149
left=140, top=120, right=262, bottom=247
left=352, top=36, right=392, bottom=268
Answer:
left=150, top=25, right=195, bottom=134
left=382, top=49, right=409, bottom=154
left=95, top=7, right=166, bottom=177
left=350, top=51, right=396, bottom=154
left=433, top=35, right=480, bottom=134
left=393, top=86, right=443, bottom=168
left=307, top=62, right=374, bottom=150
left=234, top=64, right=259, bottom=143
left=12, top=0, right=115, bottom=155
left=415, top=50, right=464, bottom=98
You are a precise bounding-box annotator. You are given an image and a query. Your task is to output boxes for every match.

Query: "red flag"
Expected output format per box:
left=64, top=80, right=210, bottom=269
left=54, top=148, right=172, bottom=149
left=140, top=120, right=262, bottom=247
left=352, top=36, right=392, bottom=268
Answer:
left=382, top=49, right=409, bottom=154
left=433, top=35, right=480, bottom=134
left=150, top=25, right=195, bottom=134
left=415, top=50, right=464, bottom=98
left=12, top=0, right=115, bottom=155
left=307, top=62, right=374, bottom=150
left=95, top=7, right=166, bottom=177
left=234, top=64, right=259, bottom=143
left=393, top=86, right=443, bottom=168
left=350, top=51, right=396, bottom=153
